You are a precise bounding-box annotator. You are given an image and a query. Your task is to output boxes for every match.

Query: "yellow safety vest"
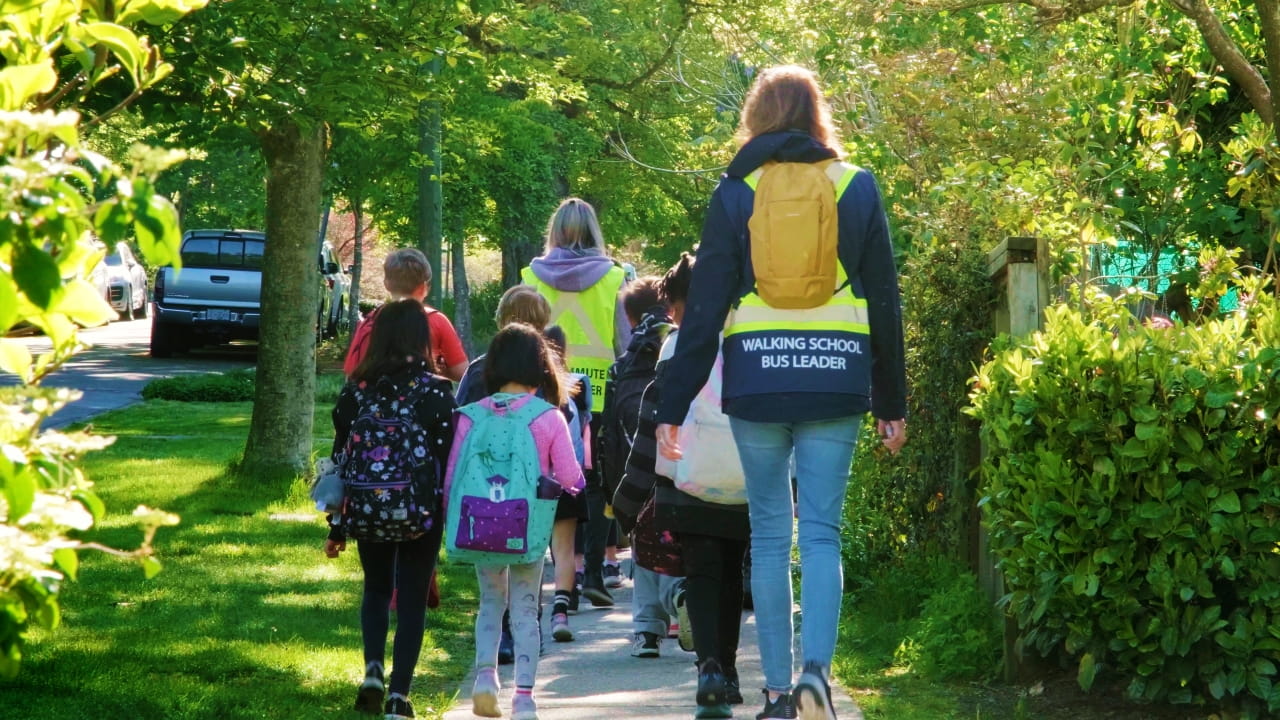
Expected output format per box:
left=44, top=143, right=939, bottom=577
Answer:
left=522, top=264, right=626, bottom=413
left=722, top=162, right=873, bottom=402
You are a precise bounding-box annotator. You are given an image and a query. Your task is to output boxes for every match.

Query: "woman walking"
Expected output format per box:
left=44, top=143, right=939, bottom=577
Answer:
left=655, top=65, right=908, bottom=720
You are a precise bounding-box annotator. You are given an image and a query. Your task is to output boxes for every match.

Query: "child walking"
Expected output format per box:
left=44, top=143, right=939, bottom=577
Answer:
left=445, top=323, right=585, bottom=720
left=325, top=299, right=457, bottom=720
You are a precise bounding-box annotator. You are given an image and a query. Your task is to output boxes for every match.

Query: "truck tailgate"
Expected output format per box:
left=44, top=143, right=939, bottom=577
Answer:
left=162, top=268, right=261, bottom=308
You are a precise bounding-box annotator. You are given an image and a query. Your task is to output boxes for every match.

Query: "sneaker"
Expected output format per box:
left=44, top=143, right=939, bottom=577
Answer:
left=383, top=695, right=414, bottom=720
left=551, top=612, right=573, bottom=642
left=756, top=690, right=797, bottom=719
left=794, top=661, right=837, bottom=720
left=354, top=662, right=385, bottom=714
left=580, top=570, right=614, bottom=607
left=512, top=692, right=538, bottom=720
left=675, top=584, right=694, bottom=652
left=472, top=667, right=502, bottom=718
left=695, top=658, right=732, bottom=718
left=602, top=562, right=623, bottom=588
left=725, top=666, right=743, bottom=705
left=630, top=631, right=660, bottom=658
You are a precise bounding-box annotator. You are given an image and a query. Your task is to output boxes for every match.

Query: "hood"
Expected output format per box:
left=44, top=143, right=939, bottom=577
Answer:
left=725, top=131, right=837, bottom=179
left=624, top=308, right=675, bottom=357
left=527, top=246, right=617, bottom=292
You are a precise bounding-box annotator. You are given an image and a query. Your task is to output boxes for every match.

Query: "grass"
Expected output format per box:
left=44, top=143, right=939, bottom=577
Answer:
left=1, top=390, right=477, bottom=720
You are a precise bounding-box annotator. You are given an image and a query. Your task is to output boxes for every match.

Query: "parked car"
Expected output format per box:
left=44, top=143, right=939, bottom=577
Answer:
left=151, top=229, right=334, bottom=357
left=319, top=240, right=351, bottom=337
left=102, top=242, right=149, bottom=320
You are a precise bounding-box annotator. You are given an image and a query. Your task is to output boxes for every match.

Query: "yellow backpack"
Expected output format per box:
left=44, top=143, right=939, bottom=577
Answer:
left=747, top=159, right=846, bottom=309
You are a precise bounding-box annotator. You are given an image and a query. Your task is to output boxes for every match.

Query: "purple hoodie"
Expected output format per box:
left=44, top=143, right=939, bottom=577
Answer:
left=527, top=247, right=632, bottom=354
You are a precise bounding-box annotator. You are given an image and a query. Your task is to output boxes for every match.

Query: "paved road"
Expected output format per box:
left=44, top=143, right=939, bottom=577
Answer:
left=1, top=319, right=256, bottom=428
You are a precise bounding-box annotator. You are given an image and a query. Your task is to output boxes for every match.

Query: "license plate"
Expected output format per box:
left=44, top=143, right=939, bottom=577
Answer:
left=206, top=309, right=231, bottom=321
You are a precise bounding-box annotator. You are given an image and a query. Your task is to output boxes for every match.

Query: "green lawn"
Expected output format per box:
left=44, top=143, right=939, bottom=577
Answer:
left=2, top=397, right=477, bottom=720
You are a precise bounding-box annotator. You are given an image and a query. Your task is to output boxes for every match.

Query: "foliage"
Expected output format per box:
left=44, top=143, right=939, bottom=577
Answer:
left=140, top=369, right=257, bottom=402
left=0, top=0, right=201, bottom=677
left=893, top=562, right=1002, bottom=682
left=443, top=279, right=506, bottom=354
left=967, top=271, right=1280, bottom=710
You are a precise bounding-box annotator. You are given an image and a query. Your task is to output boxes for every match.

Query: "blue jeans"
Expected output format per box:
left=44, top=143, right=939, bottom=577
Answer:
left=730, top=414, right=861, bottom=692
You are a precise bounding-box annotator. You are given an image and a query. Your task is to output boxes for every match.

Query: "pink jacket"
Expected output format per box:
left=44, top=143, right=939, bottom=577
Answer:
left=443, top=393, right=585, bottom=508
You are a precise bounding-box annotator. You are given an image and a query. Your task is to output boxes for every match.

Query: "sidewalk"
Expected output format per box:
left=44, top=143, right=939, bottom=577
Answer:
left=442, top=551, right=864, bottom=720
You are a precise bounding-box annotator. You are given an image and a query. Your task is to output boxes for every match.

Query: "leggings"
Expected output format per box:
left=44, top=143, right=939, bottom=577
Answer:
left=476, top=558, right=545, bottom=688
left=357, top=523, right=442, bottom=695
left=681, top=532, right=748, bottom=671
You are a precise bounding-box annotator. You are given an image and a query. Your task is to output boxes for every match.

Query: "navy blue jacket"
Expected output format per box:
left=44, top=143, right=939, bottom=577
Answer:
left=655, top=131, right=907, bottom=425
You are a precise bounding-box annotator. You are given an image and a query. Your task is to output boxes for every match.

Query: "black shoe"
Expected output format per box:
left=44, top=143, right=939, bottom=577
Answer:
left=384, top=694, right=415, bottom=720
left=725, top=666, right=743, bottom=705
left=631, top=631, right=660, bottom=658
left=603, top=562, right=623, bottom=588
left=695, top=658, right=732, bottom=718
left=354, top=662, right=385, bottom=714
left=756, top=690, right=797, bottom=719
left=580, top=570, right=614, bottom=607
left=794, top=661, right=837, bottom=720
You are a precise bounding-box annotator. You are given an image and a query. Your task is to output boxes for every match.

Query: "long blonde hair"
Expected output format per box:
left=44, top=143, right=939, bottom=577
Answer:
left=735, top=65, right=843, bottom=154
left=544, top=197, right=606, bottom=254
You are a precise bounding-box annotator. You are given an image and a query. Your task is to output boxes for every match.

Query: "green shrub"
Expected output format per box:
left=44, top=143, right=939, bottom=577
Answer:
left=894, top=564, right=1001, bottom=681
left=141, top=369, right=257, bottom=402
left=967, top=279, right=1280, bottom=711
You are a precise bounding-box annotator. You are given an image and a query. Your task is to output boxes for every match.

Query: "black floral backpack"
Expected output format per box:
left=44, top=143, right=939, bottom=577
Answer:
left=339, top=373, right=441, bottom=541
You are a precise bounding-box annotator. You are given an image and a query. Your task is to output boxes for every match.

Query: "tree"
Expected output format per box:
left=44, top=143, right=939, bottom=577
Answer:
left=153, top=0, right=458, bottom=478
left=0, top=0, right=201, bottom=676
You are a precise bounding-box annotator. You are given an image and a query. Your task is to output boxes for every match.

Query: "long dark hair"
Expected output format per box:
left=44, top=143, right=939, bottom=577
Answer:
left=484, top=323, right=563, bottom=406
left=352, top=299, right=435, bottom=383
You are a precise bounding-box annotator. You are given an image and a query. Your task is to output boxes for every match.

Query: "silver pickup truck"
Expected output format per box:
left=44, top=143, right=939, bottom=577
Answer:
left=150, top=229, right=267, bottom=357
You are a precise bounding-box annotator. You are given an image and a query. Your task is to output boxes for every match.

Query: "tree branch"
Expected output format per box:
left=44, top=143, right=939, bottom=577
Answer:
left=1168, top=0, right=1274, bottom=125
left=1253, top=0, right=1280, bottom=125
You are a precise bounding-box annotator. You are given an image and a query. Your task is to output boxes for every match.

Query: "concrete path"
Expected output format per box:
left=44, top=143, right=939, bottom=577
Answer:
left=443, top=551, right=863, bottom=720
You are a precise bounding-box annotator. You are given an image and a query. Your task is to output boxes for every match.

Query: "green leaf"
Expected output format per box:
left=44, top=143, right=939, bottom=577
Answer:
left=1212, top=491, right=1241, bottom=514
left=51, top=548, right=79, bottom=581
left=1176, top=425, right=1204, bottom=453
left=12, top=242, right=61, bottom=310
left=140, top=555, right=163, bottom=580
left=54, top=279, right=116, bottom=327
left=0, top=273, right=18, bottom=333
left=75, top=22, right=145, bottom=85
left=4, top=466, right=37, bottom=519
left=0, top=339, right=33, bottom=382
left=116, top=0, right=210, bottom=27
left=1205, top=385, right=1236, bottom=408
left=0, top=60, right=57, bottom=110
left=1078, top=652, right=1099, bottom=690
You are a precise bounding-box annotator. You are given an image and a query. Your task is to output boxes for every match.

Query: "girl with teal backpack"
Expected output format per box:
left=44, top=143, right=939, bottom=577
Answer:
left=444, top=323, right=585, bottom=720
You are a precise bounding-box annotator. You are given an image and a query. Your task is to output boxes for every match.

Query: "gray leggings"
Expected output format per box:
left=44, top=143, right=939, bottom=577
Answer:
left=475, top=559, right=544, bottom=688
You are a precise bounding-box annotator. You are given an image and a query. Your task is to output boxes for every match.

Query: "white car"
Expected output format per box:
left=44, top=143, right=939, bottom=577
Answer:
left=319, top=240, right=351, bottom=337
left=102, top=241, right=149, bottom=320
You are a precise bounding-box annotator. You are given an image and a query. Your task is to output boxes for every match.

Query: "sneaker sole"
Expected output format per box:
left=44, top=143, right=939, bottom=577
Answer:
left=794, top=683, right=837, bottom=720
left=695, top=702, right=733, bottom=718
left=473, top=688, right=502, bottom=718
left=581, top=587, right=614, bottom=606
left=676, top=604, right=694, bottom=652
left=552, top=625, right=574, bottom=642
left=631, top=647, right=659, bottom=658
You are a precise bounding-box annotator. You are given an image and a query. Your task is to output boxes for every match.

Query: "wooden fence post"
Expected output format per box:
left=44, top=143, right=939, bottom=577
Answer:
left=981, top=236, right=1048, bottom=683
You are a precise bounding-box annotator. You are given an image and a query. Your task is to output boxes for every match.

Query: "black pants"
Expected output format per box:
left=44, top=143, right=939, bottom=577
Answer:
left=681, top=532, right=748, bottom=670
left=582, top=469, right=610, bottom=576
left=357, top=521, right=443, bottom=695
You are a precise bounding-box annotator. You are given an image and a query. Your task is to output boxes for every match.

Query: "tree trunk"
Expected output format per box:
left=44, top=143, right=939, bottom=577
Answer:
left=348, top=195, right=363, bottom=335
left=242, top=118, right=326, bottom=481
left=451, top=223, right=474, bottom=357
left=502, top=233, right=542, bottom=288
left=418, top=57, right=443, bottom=308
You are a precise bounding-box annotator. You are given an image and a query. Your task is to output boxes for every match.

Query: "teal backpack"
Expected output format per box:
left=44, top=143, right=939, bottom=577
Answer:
left=446, top=393, right=561, bottom=565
